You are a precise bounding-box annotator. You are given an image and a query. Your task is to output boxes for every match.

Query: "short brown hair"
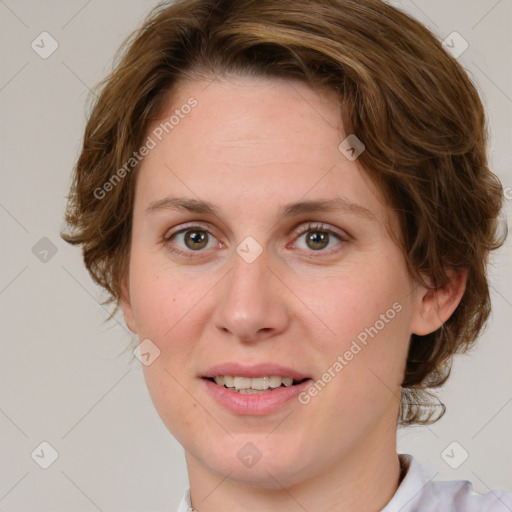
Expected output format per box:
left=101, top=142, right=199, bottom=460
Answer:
left=61, top=0, right=506, bottom=425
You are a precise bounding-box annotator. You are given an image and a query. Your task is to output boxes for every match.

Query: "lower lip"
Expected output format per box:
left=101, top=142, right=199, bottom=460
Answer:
left=202, top=378, right=312, bottom=415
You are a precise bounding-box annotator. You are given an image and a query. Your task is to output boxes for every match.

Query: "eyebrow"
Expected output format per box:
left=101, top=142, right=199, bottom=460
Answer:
left=144, top=196, right=375, bottom=220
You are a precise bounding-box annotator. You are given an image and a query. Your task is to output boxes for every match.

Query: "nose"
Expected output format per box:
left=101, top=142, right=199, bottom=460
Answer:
left=211, top=247, right=291, bottom=344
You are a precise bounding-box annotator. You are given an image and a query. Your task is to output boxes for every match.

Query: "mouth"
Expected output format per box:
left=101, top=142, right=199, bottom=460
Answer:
left=201, top=365, right=314, bottom=414
left=203, top=375, right=312, bottom=394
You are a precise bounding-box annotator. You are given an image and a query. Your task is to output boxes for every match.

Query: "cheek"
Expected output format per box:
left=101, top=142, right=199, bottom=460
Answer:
left=131, top=266, right=203, bottom=429
left=129, top=254, right=192, bottom=340
left=298, top=262, right=408, bottom=347
left=142, top=361, right=204, bottom=445
left=296, top=259, right=412, bottom=399
left=128, top=256, right=212, bottom=390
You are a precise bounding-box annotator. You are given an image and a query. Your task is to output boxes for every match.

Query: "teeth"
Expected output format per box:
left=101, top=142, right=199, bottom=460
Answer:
left=250, top=376, right=269, bottom=390
left=269, top=376, right=282, bottom=388
left=233, top=376, right=252, bottom=389
left=213, top=375, right=297, bottom=390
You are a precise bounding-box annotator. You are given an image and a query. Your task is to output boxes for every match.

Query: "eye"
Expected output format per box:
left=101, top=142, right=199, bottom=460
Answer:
left=292, top=222, right=347, bottom=254
left=163, top=224, right=220, bottom=257
left=163, top=222, right=348, bottom=259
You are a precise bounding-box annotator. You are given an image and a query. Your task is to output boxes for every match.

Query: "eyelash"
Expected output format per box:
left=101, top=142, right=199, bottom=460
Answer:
left=162, top=222, right=348, bottom=259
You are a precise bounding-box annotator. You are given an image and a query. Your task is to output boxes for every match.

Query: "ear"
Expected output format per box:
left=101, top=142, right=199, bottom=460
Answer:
left=120, top=277, right=138, bottom=334
left=410, top=267, right=468, bottom=336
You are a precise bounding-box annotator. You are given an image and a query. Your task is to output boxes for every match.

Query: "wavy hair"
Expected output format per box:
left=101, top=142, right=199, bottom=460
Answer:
left=61, top=0, right=506, bottom=425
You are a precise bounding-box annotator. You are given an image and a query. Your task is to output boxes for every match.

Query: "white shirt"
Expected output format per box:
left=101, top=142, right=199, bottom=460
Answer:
left=176, top=453, right=512, bottom=511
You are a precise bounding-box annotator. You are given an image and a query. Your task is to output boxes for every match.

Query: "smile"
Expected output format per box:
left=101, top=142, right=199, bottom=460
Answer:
left=207, top=375, right=309, bottom=393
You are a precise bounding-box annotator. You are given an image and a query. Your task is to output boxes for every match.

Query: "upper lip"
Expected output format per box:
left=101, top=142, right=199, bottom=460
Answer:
left=202, top=363, right=311, bottom=381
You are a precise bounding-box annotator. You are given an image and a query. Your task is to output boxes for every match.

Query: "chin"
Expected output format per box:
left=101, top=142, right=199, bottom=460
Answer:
left=197, top=437, right=313, bottom=488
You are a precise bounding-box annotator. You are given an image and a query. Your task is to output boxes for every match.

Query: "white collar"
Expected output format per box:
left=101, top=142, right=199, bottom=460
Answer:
left=380, top=453, right=425, bottom=510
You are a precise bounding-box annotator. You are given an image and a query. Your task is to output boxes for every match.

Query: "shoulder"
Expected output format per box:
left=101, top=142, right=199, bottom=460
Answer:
left=423, top=478, right=512, bottom=511
left=383, top=454, right=512, bottom=512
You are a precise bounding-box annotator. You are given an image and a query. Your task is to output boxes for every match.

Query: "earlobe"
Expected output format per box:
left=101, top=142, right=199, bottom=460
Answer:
left=411, top=267, right=468, bottom=336
left=120, top=279, right=138, bottom=334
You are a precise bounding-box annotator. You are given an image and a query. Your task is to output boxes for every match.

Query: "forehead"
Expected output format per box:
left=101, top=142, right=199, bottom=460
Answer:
left=155, top=74, right=344, bottom=157
left=135, top=75, right=392, bottom=227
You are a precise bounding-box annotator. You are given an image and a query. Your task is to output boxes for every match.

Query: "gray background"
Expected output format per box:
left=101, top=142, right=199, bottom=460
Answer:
left=0, top=1, right=511, bottom=510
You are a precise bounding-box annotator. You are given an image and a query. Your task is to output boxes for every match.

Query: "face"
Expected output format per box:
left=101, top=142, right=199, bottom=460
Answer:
left=121, top=74, right=426, bottom=488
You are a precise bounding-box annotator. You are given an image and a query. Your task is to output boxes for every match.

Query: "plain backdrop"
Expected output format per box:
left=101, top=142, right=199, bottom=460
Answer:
left=1, top=1, right=511, bottom=511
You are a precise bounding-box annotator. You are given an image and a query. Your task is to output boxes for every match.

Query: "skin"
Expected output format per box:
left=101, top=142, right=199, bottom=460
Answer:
left=121, top=74, right=467, bottom=512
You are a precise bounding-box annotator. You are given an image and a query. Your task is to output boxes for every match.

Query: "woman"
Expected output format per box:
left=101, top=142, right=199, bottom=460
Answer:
left=61, top=0, right=511, bottom=510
